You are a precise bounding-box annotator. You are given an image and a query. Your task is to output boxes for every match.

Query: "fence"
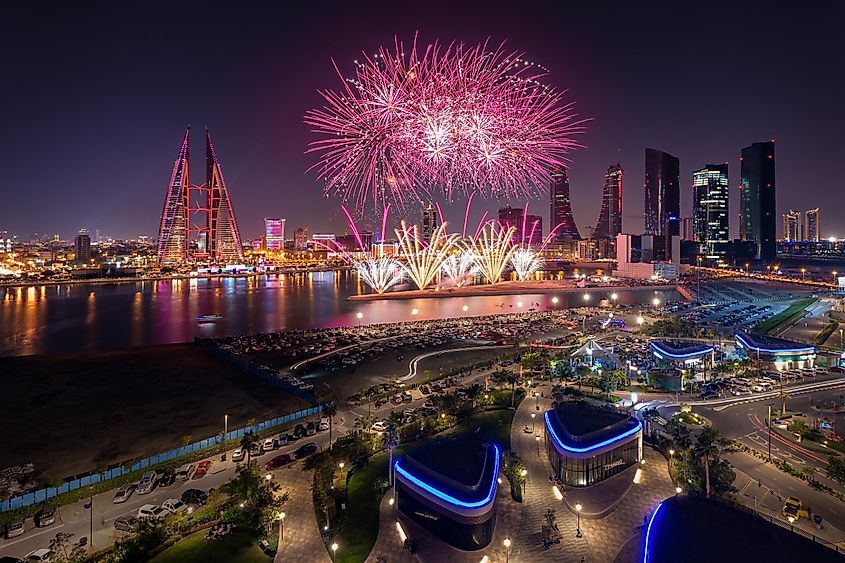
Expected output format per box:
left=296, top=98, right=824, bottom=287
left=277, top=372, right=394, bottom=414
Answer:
left=197, top=338, right=319, bottom=405
left=0, top=404, right=323, bottom=513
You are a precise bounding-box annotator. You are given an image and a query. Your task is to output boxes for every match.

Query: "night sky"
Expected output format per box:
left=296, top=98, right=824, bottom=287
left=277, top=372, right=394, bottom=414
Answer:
left=2, top=1, right=843, bottom=241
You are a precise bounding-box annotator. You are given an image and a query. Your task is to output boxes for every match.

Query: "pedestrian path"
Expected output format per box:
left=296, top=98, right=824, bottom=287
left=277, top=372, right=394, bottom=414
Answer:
left=274, top=465, right=331, bottom=563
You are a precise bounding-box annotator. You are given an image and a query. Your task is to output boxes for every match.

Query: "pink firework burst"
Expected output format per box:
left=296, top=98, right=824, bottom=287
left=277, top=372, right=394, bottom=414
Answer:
left=305, top=34, right=588, bottom=210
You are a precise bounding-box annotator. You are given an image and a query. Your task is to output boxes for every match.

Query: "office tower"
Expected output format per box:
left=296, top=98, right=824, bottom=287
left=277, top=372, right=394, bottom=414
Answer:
left=594, top=164, right=623, bottom=239
left=524, top=214, right=543, bottom=245
left=498, top=205, right=523, bottom=241
left=422, top=203, right=438, bottom=241
left=265, top=218, right=285, bottom=251
left=681, top=218, right=694, bottom=241
left=156, top=127, right=244, bottom=263
left=805, top=208, right=820, bottom=242
left=75, top=228, right=91, bottom=262
left=740, top=141, right=776, bottom=261
left=644, top=149, right=680, bottom=260
left=294, top=228, right=308, bottom=250
left=783, top=210, right=801, bottom=242
left=692, top=163, right=730, bottom=258
left=549, top=166, right=581, bottom=241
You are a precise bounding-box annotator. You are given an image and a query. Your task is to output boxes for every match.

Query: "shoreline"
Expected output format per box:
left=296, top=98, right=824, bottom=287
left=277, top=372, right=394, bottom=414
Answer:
left=0, top=266, right=352, bottom=289
left=348, top=280, right=681, bottom=301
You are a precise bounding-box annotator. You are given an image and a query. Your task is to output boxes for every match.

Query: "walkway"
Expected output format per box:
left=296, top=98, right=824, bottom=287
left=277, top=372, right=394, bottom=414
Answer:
left=273, top=465, right=331, bottom=563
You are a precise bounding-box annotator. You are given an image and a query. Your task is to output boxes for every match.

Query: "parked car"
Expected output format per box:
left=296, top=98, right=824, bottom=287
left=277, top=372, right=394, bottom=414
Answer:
left=370, top=421, right=387, bottom=433
left=277, top=432, right=289, bottom=446
left=34, top=506, right=56, bottom=528
left=402, top=392, right=413, bottom=403
left=231, top=448, right=245, bottom=463
left=265, top=454, right=294, bottom=470
left=114, top=515, right=138, bottom=532
left=4, top=520, right=25, bottom=539
left=249, top=443, right=264, bottom=457
left=23, top=550, right=52, bottom=562
left=156, top=470, right=176, bottom=488
left=319, top=417, right=330, bottom=431
left=180, top=489, right=208, bottom=506
left=420, top=385, right=431, bottom=395
left=263, top=438, right=276, bottom=452
left=292, top=424, right=306, bottom=439
left=137, top=504, right=168, bottom=519
left=175, top=464, right=195, bottom=480
left=0, top=557, right=24, bottom=563
left=192, top=460, right=212, bottom=479
left=306, top=422, right=317, bottom=436
left=293, top=442, right=318, bottom=459
left=161, top=498, right=188, bottom=514
left=136, top=470, right=158, bottom=495
left=112, top=484, right=136, bottom=504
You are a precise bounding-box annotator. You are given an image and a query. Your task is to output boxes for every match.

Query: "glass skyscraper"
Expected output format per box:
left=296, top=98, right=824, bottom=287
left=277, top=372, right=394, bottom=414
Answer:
left=692, top=164, right=729, bottom=261
left=594, top=163, right=623, bottom=239
left=548, top=166, right=581, bottom=241
left=644, top=149, right=680, bottom=238
left=740, top=141, right=776, bottom=261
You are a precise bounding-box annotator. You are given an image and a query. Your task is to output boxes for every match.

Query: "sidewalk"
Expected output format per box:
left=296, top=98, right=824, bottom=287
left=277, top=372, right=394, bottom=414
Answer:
left=274, top=465, right=331, bottom=563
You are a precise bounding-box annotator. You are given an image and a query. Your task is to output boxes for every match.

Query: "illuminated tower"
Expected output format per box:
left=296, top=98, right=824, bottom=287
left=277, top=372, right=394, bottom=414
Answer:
left=692, top=163, right=730, bottom=259
left=594, top=164, right=623, bottom=239
left=783, top=210, right=801, bottom=242
left=740, top=141, right=776, bottom=261
left=156, top=128, right=244, bottom=263
left=421, top=203, right=438, bottom=242
left=805, top=208, right=820, bottom=242
left=549, top=166, right=581, bottom=241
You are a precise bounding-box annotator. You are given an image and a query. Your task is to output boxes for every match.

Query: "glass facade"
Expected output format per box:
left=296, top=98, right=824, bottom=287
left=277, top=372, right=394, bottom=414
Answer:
left=546, top=436, right=641, bottom=487
left=397, top=486, right=496, bottom=551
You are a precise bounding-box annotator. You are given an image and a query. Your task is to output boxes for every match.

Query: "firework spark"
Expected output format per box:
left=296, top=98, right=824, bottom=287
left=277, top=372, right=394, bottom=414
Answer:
left=355, top=257, right=405, bottom=294
left=441, top=251, right=480, bottom=287
left=395, top=221, right=458, bottom=290
left=305, top=35, right=587, bottom=209
left=464, top=222, right=517, bottom=284
left=510, top=248, right=542, bottom=281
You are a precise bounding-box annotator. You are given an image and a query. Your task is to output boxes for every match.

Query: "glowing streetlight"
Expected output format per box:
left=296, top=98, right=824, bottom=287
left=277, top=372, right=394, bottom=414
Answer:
left=411, top=308, right=418, bottom=315
left=462, top=304, right=469, bottom=312
left=265, top=473, right=273, bottom=481
left=356, top=311, right=363, bottom=319
left=552, top=296, right=559, bottom=304
left=531, top=412, right=536, bottom=432
left=339, top=462, right=345, bottom=469
left=517, top=301, right=523, bottom=308
left=278, top=512, right=286, bottom=541
left=330, top=543, right=339, bottom=562
left=675, top=486, right=682, bottom=494
left=636, top=315, right=645, bottom=326
left=575, top=503, right=583, bottom=537
left=652, top=297, right=660, bottom=307
left=583, top=293, right=590, bottom=302
left=504, top=537, right=512, bottom=562
left=801, top=267, right=806, bottom=281
left=611, top=292, right=618, bottom=302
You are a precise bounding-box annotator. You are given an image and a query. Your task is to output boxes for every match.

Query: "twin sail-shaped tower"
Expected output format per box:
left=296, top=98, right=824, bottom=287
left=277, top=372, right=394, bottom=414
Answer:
left=156, top=127, right=244, bottom=263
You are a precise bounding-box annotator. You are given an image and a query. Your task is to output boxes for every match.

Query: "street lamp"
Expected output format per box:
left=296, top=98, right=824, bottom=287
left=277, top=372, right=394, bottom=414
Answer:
left=675, top=487, right=682, bottom=495
left=339, top=462, right=345, bottom=469
left=534, top=391, right=540, bottom=410
left=611, top=292, right=618, bottom=302
left=652, top=297, right=660, bottom=307
left=636, top=315, right=645, bottom=326
left=278, top=512, right=286, bottom=541
left=583, top=293, right=590, bottom=303
left=669, top=449, right=675, bottom=458
left=411, top=308, right=418, bottom=315
left=535, top=435, right=540, bottom=456
left=801, top=268, right=806, bottom=281
left=504, top=538, right=512, bottom=562
left=575, top=503, right=583, bottom=537
left=462, top=304, right=469, bottom=312
left=356, top=311, right=363, bottom=319
left=552, top=296, right=559, bottom=304
left=531, top=412, right=536, bottom=432
left=330, top=543, right=339, bottom=561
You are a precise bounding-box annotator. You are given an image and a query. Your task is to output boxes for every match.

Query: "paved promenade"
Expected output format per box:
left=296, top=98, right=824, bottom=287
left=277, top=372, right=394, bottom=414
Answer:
left=274, top=465, right=331, bottom=563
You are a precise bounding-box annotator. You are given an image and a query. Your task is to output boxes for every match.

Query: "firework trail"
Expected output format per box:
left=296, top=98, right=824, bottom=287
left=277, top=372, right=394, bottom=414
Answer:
left=441, top=251, right=480, bottom=287
left=306, top=34, right=587, bottom=210
left=464, top=222, right=517, bottom=284
left=395, top=221, right=458, bottom=290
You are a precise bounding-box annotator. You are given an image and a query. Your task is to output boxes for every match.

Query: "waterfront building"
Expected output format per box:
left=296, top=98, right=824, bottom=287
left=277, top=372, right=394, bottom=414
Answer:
left=156, top=127, right=244, bottom=263
left=421, top=203, right=438, bottom=242
left=594, top=163, right=623, bottom=239
left=294, top=228, right=308, bottom=251
left=544, top=404, right=642, bottom=487
left=692, top=164, right=730, bottom=262
left=805, top=208, right=820, bottom=242
left=613, top=233, right=679, bottom=280
left=740, top=141, right=776, bottom=261
left=644, top=149, right=680, bottom=260
left=734, top=331, right=816, bottom=371
left=394, top=439, right=499, bottom=550
left=264, top=218, right=285, bottom=251
left=549, top=166, right=581, bottom=241
left=74, top=229, right=91, bottom=262
left=783, top=210, right=801, bottom=242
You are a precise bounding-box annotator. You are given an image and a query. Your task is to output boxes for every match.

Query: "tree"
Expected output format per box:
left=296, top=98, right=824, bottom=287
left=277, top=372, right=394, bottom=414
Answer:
left=240, top=431, right=259, bottom=466
left=502, top=371, right=520, bottom=408
left=827, top=457, right=845, bottom=485
left=777, top=389, right=791, bottom=417
left=667, top=419, right=692, bottom=451
left=383, top=426, right=401, bottom=485
left=599, top=371, right=617, bottom=398
left=788, top=418, right=809, bottom=436
left=694, top=427, right=722, bottom=497
left=575, top=364, right=592, bottom=391
left=551, top=384, right=567, bottom=404
left=323, top=402, right=338, bottom=449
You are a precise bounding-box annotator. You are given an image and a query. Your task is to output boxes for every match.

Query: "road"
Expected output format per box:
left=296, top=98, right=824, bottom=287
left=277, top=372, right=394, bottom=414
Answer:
left=780, top=298, right=835, bottom=341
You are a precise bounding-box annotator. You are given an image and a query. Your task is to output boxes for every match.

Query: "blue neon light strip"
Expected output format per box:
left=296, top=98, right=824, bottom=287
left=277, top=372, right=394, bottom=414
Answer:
left=393, top=444, right=500, bottom=509
left=649, top=341, right=714, bottom=359
left=734, top=332, right=815, bottom=354
left=643, top=502, right=664, bottom=563
left=544, top=411, right=642, bottom=454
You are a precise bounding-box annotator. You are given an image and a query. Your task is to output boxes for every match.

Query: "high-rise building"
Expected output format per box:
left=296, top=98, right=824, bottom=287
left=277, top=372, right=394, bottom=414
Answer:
left=805, top=208, right=820, bottom=242
left=549, top=166, right=581, bottom=241
left=740, top=141, right=776, bottom=261
left=498, top=205, right=523, bottom=242
left=422, top=203, right=439, bottom=241
left=75, top=228, right=91, bottom=262
left=524, top=214, right=543, bottom=246
left=681, top=217, right=694, bottom=241
left=783, top=210, right=801, bottom=242
left=156, top=127, right=244, bottom=263
left=692, top=163, right=730, bottom=259
left=294, top=228, right=309, bottom=250
left=644, top=149, right=680, bottom=238
left=265, top=218, right=285, bottom=251
left=594, top=164, right=623, bottom=239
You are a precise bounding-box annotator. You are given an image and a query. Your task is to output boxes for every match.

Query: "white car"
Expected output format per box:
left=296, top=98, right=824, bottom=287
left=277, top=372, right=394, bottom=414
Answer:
left=112, top=484, right=135, bottom=504
left=175, top=463, right=195, bottom=481
left=25, top=549, right=53, bottom=561
left=263, top=438, right=276, bottom=452
left=370, top=421, right=387, bottom=433
left=319, top=417, right=330, bottom=431
left=277, top=432, right=289, bottom=446
left=231, top=448, right=245, bottom=462
left=137, top=504, right=169, bottom=519
left=161, top=498, right=188, bottom=514
left=136, top=470, right=157, bottom=495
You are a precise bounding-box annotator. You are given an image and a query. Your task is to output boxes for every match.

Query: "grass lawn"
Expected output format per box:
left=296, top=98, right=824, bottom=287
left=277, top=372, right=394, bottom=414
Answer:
left=149, top=529, right=271, bottom=563
left=337, top=408, right=515, bottom=563
left=753, top=297, right=817, bottom=334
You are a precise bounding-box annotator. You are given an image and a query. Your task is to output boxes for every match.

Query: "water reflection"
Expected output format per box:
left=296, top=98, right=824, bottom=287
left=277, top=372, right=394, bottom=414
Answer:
left=0, top=271, right=678, bottom=357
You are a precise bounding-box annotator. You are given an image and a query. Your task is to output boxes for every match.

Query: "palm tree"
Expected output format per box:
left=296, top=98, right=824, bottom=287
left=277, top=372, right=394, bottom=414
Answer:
left=383, top=426, right=401, bottom=485
left=503, top=371, right=520, bottom=408
left=778, top=389, right=790, bottom=417
left=323, top=402, right=338, bottom=449
left=551, top=384, right=566, bottom=404
left=240, top=432, right=258, bottom=466
left=694, top=427, right=721, bottom=497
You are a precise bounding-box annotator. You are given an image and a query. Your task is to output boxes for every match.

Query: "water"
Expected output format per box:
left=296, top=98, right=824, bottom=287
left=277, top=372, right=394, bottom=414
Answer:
left=0, top=271, right=678, bottom=356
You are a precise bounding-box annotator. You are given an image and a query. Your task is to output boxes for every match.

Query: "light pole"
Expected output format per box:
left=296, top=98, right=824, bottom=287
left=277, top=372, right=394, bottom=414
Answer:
left=575, top=503, right=583, bottom=537
left=520, top=468, right=527, bottom=497
left=801, top=267, right=806, bottom=281
left=224, top=414, right=229, bottom=438
left=611, top=293, right=618, bottom=305
left=767, top=404, right=772, bottom=461
left=531, top=412, right=536, bottom=432
left=330, top=543, right=338, bottom=562
left=636, top=315, right=645, bottom=327
left=279, top=512, right=285, bottom=542
left=840, top=328, right=843, bottom=348
left=535, top=435, right=540, bottom=457
left=534, top=391, right=540, bottom=411
left=504, top=538, right=512, bottom=562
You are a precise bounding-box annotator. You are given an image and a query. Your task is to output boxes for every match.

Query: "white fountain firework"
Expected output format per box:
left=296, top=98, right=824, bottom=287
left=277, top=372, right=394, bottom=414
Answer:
left=354, top=257, right=405, bottom=294
left=510, top=247, right=542, bottom=281
left=441, top=251, right=480, bottom=287
left=463, top=223, right=517, bottom=284
left=395, top=221, right=458, bottom=290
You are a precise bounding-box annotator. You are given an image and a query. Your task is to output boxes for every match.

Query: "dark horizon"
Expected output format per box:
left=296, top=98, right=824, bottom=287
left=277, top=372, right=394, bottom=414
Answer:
left=2, top=0, right=843, bottom=241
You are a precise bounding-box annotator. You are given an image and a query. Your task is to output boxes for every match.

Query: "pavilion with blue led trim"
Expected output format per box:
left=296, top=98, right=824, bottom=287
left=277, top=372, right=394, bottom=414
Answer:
left=734, top=331, right=816, bottom=371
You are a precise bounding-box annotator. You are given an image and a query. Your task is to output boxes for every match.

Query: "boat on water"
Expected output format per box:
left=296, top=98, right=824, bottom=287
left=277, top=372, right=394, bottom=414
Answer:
left=197, top=314, right=223, bottom=323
